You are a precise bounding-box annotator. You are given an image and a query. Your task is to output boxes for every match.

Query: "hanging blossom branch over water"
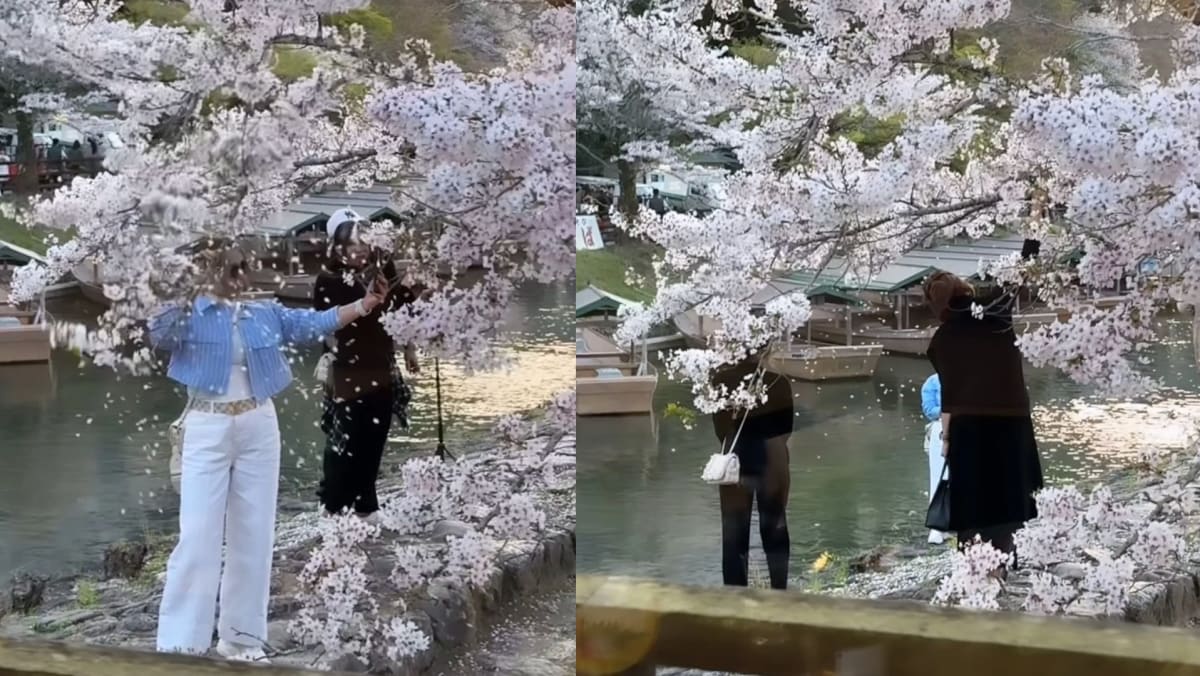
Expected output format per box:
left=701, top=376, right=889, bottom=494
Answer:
left=5, top=0, right=575, bottom=373
left=366, top=5, right=575, bottom=370
left=290, top=391, right=575, bottom=666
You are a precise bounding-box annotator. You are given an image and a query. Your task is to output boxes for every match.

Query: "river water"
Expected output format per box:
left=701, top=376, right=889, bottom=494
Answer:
left=578, top=314, right=1200, bottom=586
left=0, top=283, right=574, bottom=579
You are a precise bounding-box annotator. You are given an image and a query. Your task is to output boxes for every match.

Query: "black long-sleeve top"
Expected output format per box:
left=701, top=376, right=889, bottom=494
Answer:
left=927, top=292, right=1031, bottom=417
left=710, top=359, right=795, bottom=445
left=313, top=259, right=418, bottom=400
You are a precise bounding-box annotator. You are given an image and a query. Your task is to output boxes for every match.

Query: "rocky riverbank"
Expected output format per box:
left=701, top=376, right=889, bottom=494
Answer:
left=0, top=432, right=577, bottom=674
left=820, top=451, right=1200, bottom=627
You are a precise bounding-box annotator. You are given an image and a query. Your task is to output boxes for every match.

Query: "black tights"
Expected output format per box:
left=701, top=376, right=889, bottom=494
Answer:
left=719, top=441, right=790, bottom=590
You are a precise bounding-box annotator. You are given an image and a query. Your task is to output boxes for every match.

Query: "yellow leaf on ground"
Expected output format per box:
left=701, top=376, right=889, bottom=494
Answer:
left=812, top=551, right=833, bottom=573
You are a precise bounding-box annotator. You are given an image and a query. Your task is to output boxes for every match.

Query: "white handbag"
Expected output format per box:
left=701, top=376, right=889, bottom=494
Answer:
left=701, top=407, right=750, bottom=485
left=314, top=336, right=337, bottom=384
left=168, top=395, right=195, bottom=494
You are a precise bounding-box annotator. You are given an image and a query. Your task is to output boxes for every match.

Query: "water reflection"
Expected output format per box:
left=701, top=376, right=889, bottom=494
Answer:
left=0, top=284, right=572, bottom=579
left=578, top=315, right=1200, bottom=586
left=0, top=362, right=55, bottom=406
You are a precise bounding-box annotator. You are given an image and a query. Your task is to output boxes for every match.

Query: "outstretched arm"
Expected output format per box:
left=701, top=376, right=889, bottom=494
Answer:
left=148, top=303, right=186, bottom=351
left=275, top=276, right=388, bottom=345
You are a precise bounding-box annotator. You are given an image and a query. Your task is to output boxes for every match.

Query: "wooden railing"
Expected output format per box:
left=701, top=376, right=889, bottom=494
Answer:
left=577, top=575, right=1200, bottom=676
left=0, top=636, right=361, bottom=676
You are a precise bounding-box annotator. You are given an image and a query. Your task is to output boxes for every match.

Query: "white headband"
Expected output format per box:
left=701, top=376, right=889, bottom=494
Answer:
left=326, top=208, right=364, bottom=239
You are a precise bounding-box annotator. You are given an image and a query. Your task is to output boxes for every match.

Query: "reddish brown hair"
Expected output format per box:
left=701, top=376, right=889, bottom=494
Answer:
left=923, top=271, right=973, bottom=323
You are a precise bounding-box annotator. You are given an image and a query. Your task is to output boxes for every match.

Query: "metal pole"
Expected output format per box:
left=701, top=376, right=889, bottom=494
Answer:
left=434, top=358, right=453, bottom=461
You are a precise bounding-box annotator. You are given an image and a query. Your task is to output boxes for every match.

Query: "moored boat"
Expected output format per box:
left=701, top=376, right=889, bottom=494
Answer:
left=766, top=343, right=883, bottom=381
left=0, top=303, right=49, bottom=364
left=577, top=328, right=658, bottom=416
left=675, top=308, right=889, bottom=376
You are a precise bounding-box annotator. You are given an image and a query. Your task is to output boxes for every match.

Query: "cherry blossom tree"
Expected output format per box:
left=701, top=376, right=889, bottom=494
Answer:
left=577, top=1, right=717, bottom=218
left=5, top=0, right=574, bottom=372
left=590, top=0, right=1200, bottom=616
left=594, top=0, right=1200, bottom=402
left=1, top=0, right=574, bottom=662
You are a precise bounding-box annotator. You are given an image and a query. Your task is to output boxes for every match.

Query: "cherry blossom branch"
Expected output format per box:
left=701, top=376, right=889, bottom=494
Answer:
left=292, top=149, right=379, bottom=168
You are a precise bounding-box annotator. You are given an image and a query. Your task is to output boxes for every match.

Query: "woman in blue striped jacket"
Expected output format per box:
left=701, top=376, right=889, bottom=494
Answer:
left=148, top=242, right=386, bottom=662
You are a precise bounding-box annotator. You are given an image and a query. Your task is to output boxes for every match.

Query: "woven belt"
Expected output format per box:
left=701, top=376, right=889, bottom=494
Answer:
left=189, top=398, right=263, bottom=417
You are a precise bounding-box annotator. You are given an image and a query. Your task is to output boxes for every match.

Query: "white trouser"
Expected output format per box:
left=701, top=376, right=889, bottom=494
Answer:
left=156, top=401, right=281, bottom=654
left=924, top=420, right=948, bottom=533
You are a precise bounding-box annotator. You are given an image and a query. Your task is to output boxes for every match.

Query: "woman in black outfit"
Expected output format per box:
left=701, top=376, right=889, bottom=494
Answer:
left=313, top=209, right=420, bottom=520
left=923, top=269, right=1044, bottom=567
left=711, top=357, right=794, bottom=589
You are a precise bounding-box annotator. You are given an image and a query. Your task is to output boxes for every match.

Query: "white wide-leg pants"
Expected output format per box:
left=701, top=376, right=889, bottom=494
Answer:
left=924, top=420, right=948, bottom=537
left=156, top=401, right=281, bottom=654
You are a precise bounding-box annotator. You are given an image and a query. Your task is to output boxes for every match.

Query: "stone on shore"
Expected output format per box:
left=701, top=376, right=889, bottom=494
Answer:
left=8, top=572, right=47, bottom=614
left=829, top=456, right=1200, bottom=629
left=102, top=541, right=149, bottom=580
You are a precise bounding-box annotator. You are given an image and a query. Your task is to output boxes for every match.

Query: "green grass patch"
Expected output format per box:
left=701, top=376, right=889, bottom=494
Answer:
left=576, top=240, right=660, bottom=304
left=120, top=0, right=192, bottom=27
left=326, top=8, right=395, bottom=42
left=32, top=619, right=61, bottom=634
left=0, top=212, right=71, bottom=256
left=272, top=46, right=319, bottom=82
left=76, top=579, right=99, bottom=608
left=731, top=41, right=778, bottom=68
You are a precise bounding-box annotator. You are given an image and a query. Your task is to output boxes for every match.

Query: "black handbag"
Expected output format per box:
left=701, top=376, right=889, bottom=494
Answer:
left=925, top=463, right=951, bottom=532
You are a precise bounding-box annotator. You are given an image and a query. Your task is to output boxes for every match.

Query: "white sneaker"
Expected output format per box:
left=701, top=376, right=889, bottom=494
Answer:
left=216, top=639, right=270, bottom=663
left=927, top=530, right=946, bottom=545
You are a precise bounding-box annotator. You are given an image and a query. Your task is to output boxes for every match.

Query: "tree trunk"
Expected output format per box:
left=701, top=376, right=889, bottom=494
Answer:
left=617, top=158, right=640, bottom=222
left=14, top=111, right=38, bottom=195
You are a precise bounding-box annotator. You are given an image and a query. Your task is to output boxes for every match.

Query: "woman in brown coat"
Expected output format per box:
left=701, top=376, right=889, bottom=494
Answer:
left=923, top=271, right=1044, bottom=567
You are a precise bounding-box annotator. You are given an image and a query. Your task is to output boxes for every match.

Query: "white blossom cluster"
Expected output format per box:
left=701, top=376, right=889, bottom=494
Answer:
left=291, top=401, right=572, bottom=665
left=381, top=616, right=432, bottom=663
left=446, top=530, right=501, bottom=589
left=487, top=493, right=547, bottom=539
left=544, top=388, right=577, bottom=436
left=940, top=445, right=1198, bottom=617
left=933, top=538, right=1012, bottom=610
left=290, top=512, right=380, bottom=662
left=493, top=414, right=533, bottom=446
left=366, top=6, right=575, bottom=371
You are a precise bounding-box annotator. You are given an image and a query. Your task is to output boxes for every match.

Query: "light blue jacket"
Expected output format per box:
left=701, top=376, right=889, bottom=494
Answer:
left=148, top=296, right=339, bottom=400
left=921, top=374, right=941, bottom=422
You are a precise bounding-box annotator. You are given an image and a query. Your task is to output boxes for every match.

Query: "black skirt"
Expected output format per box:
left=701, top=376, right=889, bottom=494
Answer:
left=945, top=414, right=1043, bottom=532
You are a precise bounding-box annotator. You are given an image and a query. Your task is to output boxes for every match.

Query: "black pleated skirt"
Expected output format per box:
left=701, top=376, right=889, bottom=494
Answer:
left=945, top=414, right=1044, bottom=532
